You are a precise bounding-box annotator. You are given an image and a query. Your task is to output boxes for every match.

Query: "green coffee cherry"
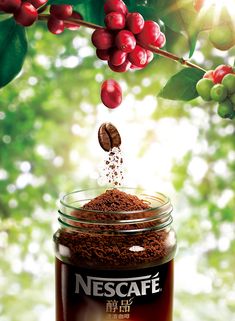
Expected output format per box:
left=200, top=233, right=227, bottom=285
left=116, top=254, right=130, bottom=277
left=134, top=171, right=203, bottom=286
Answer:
left=230, top=93, right=235, bottom=105
left=222, top=73, right=235, bottom=94
left=218, top=99, right=234, bottom=119
left=209, top=24, right=235, bottom=51
left=196, top=78, right=214, bottom=101
left=210, top=84, right=228, bottom=102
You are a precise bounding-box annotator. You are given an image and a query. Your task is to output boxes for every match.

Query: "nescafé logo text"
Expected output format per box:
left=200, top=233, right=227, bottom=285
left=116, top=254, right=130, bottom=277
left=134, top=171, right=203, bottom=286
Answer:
left=75, top=273, right=161, bottom=297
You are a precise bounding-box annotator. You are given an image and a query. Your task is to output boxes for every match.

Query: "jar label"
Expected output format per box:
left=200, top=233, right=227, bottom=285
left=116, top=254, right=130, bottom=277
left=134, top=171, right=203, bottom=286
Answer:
left=56, top=258, right=174, bottom=321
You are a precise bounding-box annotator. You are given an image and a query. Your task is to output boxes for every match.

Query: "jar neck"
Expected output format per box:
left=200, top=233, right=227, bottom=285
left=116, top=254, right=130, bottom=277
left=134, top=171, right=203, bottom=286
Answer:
left=58, top=188, right=173, bottom=234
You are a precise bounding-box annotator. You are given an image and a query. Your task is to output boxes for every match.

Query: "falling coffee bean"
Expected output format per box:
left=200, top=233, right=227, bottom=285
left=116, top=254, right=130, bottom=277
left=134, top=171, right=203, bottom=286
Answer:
left=98, top=122, right=121, bottom=152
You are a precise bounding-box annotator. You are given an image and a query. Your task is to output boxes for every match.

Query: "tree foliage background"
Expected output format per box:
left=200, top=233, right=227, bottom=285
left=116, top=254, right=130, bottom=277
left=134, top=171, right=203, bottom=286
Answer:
left=0, top=1, right=235, bottom=321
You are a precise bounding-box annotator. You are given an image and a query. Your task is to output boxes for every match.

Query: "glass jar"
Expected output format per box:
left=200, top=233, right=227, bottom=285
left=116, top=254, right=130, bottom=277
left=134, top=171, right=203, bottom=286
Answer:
left=54, top=187, right=177, bottom=321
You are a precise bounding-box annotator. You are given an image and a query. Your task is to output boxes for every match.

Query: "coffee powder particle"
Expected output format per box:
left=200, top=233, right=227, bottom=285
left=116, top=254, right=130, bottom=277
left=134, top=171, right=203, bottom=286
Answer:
left=98, top=147, right=124, bottom=187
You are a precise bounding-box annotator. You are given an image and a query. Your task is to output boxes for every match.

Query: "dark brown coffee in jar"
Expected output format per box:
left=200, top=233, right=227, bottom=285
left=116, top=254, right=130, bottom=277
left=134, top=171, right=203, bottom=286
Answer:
left=54, top=188, right=177, bottom=321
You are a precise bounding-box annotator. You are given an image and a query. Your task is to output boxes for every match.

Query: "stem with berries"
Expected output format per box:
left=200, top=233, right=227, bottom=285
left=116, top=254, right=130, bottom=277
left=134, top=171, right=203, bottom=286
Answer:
left=1, top=0, right=234, bottom=119
left=38, top=13, right=206, bottom=72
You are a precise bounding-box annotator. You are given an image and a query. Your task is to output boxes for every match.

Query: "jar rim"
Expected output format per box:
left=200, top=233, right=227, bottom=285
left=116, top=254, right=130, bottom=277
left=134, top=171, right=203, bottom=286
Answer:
left=58, top=187, right=173, bottom=233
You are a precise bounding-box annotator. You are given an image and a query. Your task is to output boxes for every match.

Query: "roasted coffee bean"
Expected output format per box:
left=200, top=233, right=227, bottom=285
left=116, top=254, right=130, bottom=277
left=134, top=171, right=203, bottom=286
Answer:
left=98, top=123, right=111, bottom=151
left=98, top=122, right=121, bottom=151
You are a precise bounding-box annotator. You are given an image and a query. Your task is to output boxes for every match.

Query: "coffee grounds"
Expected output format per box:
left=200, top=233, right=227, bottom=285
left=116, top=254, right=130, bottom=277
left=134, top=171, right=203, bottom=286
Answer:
left=82, top=188, right=150, bottom=212
left=55, top=189, right=176, bottom=269
left=98, top=147, right=124, bottom=187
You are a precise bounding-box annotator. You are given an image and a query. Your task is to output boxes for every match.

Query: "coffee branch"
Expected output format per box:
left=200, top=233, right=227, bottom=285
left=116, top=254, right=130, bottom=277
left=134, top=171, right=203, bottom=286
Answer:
left=38, top=13, right=206, bottom=72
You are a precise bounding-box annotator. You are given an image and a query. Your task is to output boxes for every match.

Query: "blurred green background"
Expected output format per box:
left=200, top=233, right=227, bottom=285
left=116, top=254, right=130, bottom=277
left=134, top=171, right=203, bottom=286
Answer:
left=0, top=6, right=235, bottom=321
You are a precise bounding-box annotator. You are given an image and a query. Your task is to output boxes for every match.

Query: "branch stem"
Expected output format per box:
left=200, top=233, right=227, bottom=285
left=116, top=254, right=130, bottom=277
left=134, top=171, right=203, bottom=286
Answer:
left=146, top=44, right=206, bottom=71
left=38, top=14, right=205, bottom=72
left=38, top=14, right=102, bottom=30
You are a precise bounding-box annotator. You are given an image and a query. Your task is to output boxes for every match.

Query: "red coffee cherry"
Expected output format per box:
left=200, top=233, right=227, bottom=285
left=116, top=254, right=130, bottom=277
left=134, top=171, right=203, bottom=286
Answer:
left=64, top=22, right=80, bottom=31
left=115, top=30, right=136, bottom=53
left=105, top=12, right=125, bottom=30
left=193, top=0, right=205, bottom=12
left=50, top=4, right=73, bottom=20
left=14, top=2, right=38, bottom=27
left=128, top=45, right=147, bottom=67
left=130, top=64, right=141, bottom=70
left=96, top=49, right=111, bottom=61
left=71, top=11, right=83, bottom=20
left=203, top=70, right=214, bottom=82
left=108, top=59, right=131, bottom=72
left=131, top=49, right=154, bottom=70
left=0, top=0, right=21, bottom=13
left=47, top=16, right=64, bottom=35
left=64, top=11, right=83, bottom=30
left=213, top=65, right=234, bottom=84
left=28, top=0, right=47, bottom=9
left=109, top=49, right=127, bottom=66
left=126, top=12, right=144, bottom=34
left=146, top=49, right=154, bottom=64
left=92, top=28, right=114, bottom=50
left=104, top=0, right=128, bottom=16
left=137, top=20, right=160, bottom=45
left=101, top=79, right=122, bottom=109
left=152, top=32, right=166, bottom=48
left=130, top=63, right=149, bottom=71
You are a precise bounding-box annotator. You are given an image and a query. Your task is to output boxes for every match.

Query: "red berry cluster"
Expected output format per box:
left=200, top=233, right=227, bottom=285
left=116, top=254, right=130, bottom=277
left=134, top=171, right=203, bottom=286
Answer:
left=47, top=5, right=82, bottom=35
left=0, top=0, right=47, bottom=26
left=203, top=65, right=234, bottom=84
left=92, top=0, right=166, bottom=73
left=0, top=1, right=83, bottom=33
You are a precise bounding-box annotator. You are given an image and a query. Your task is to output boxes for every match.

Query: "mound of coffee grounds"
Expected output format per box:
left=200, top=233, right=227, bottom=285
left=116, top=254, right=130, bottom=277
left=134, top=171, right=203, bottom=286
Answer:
left=82, top=188, right=150, bottom=212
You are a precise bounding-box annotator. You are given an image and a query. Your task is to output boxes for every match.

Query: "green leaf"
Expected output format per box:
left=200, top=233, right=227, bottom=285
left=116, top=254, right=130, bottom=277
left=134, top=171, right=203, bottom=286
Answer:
left=156, top=0, right=197, bottom=33
left=0, top=18, right=27, bottom=88
left=159, top=68, right=205, bottom=101
left=154, top=0, right=199, bottom=57
left=73, top=0, right=105, bottom=25
left=188, top=32, right=198, bottom=58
